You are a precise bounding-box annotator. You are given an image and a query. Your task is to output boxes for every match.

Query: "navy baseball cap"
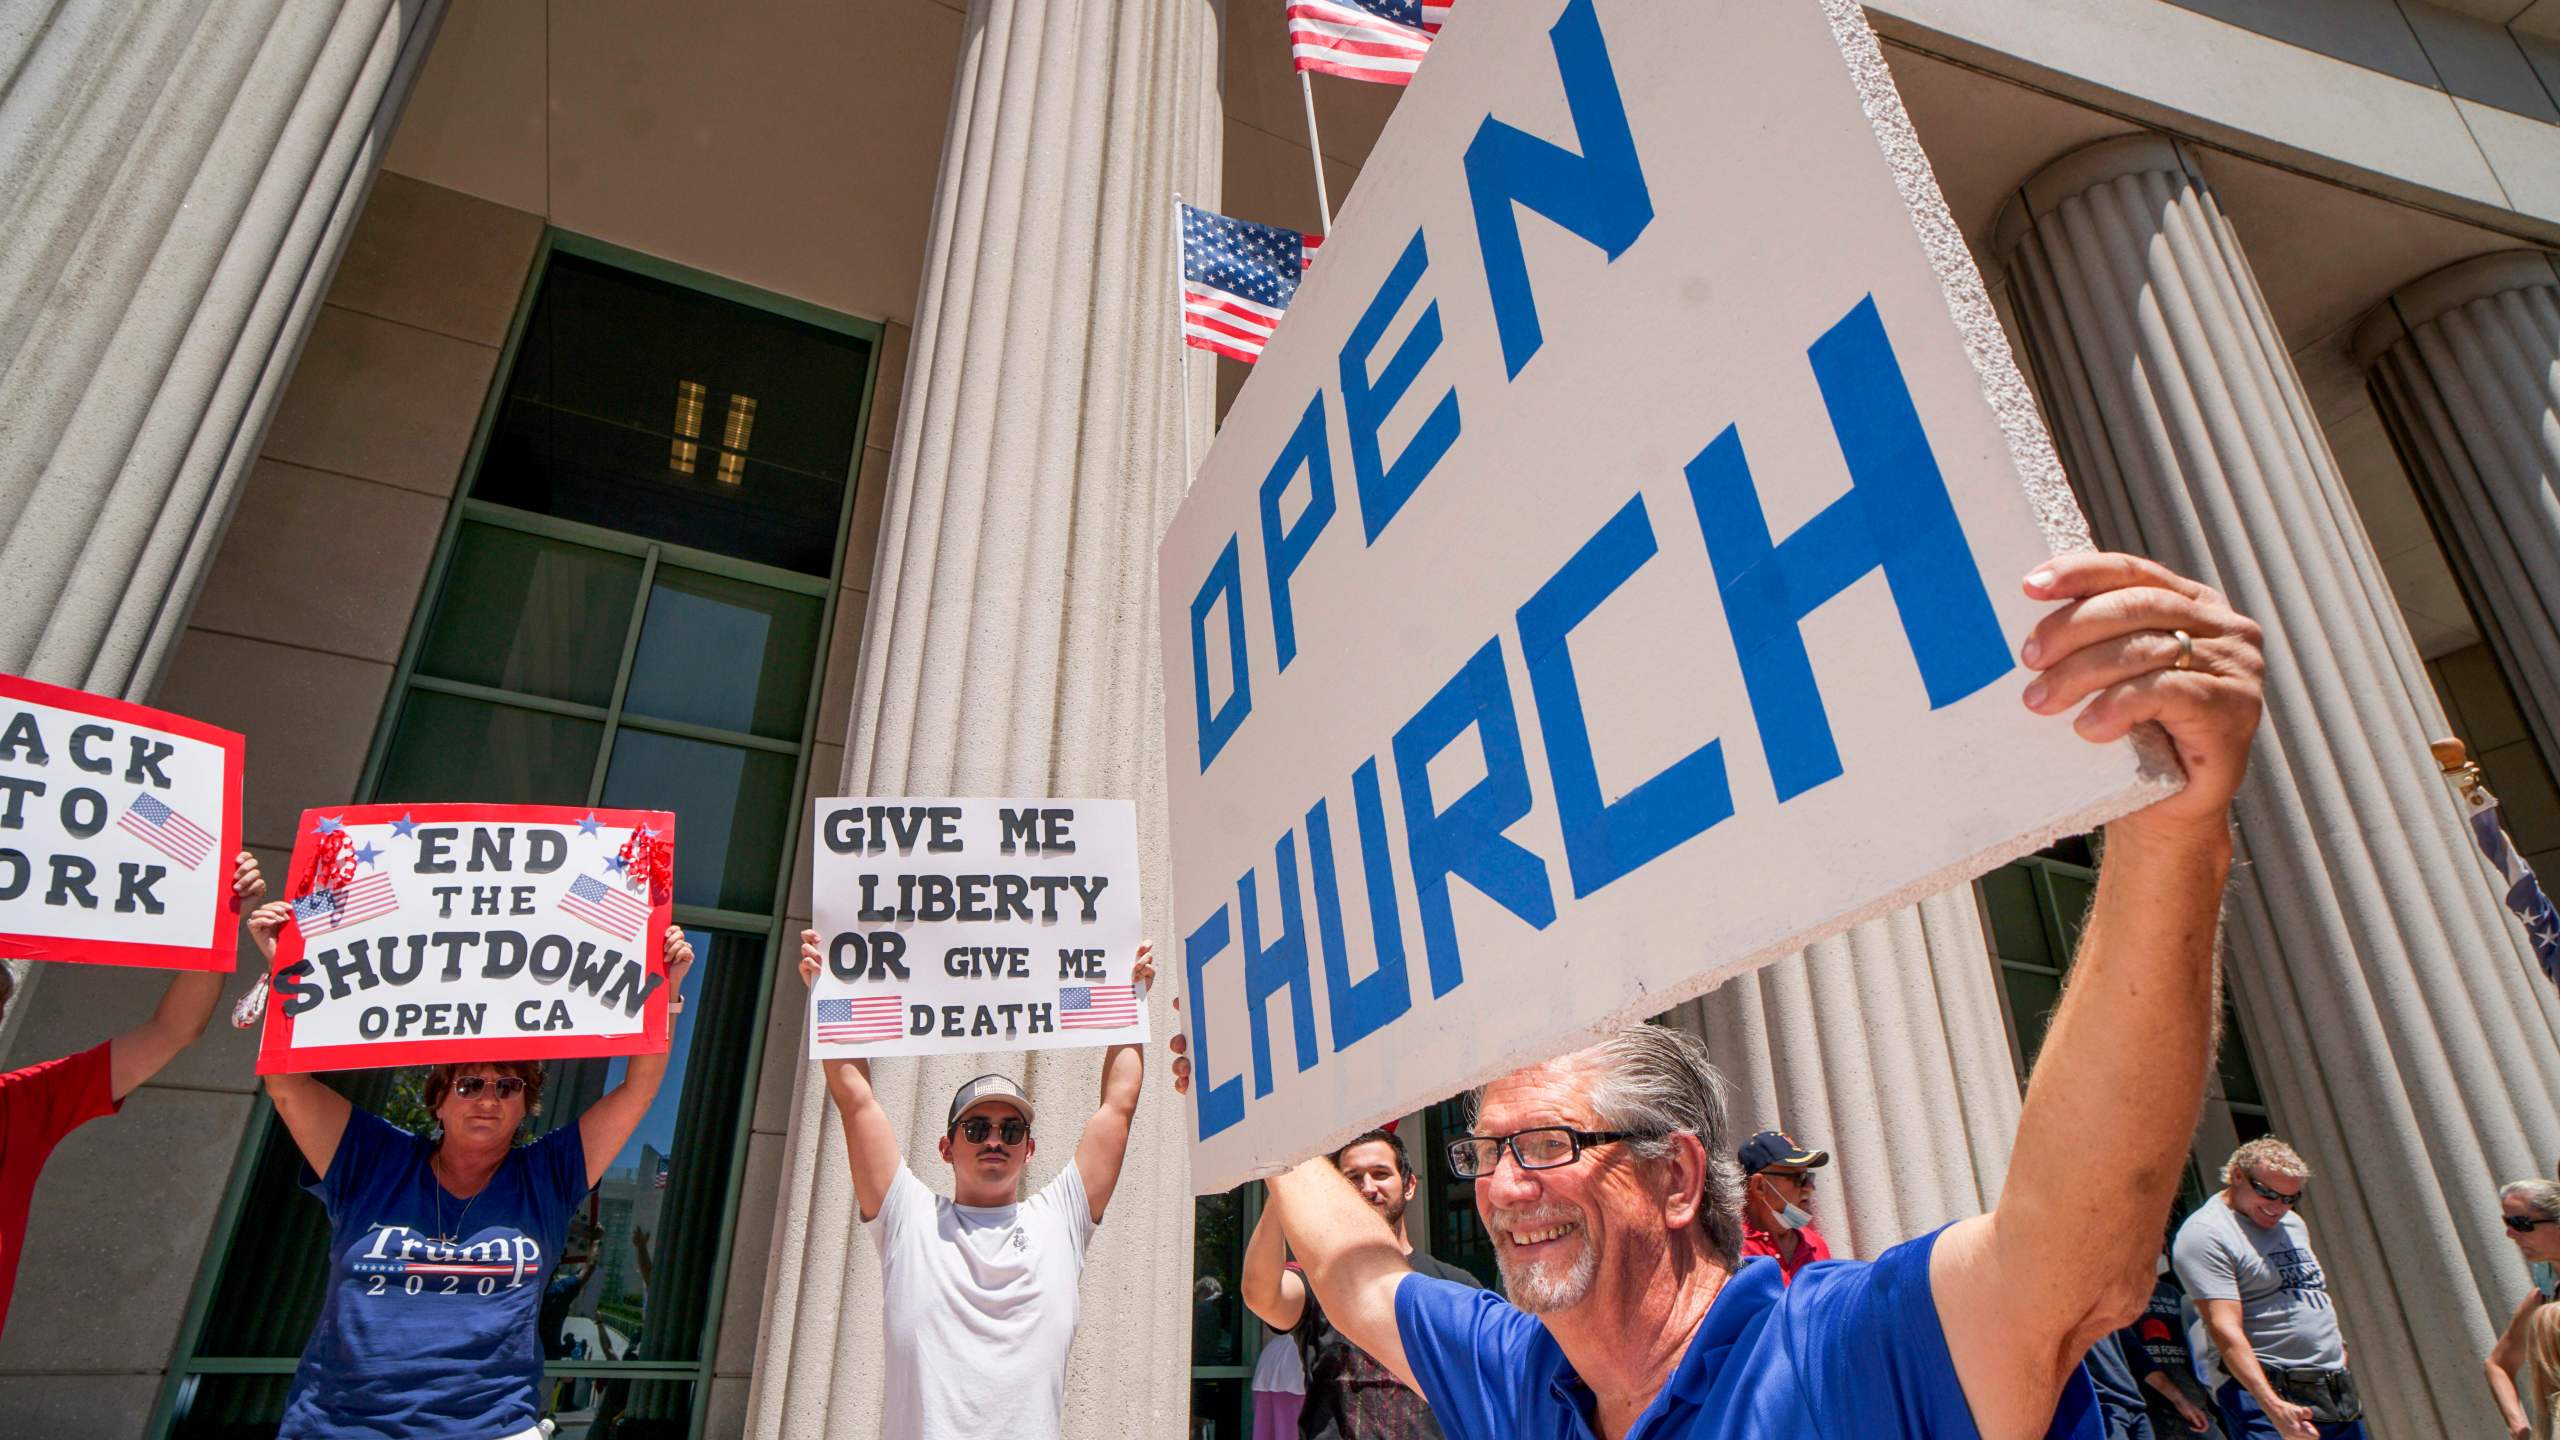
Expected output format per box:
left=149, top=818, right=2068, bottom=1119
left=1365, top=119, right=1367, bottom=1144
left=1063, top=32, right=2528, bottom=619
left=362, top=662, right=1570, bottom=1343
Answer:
left=1738, top=1130, right=1829, bottom=1175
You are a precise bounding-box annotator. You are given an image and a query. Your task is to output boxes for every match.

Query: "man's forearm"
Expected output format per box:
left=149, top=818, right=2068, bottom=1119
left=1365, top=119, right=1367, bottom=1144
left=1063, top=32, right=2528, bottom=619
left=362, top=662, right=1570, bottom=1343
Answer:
left=1265, top=1158, right=1416, bottom=1387
left=2209, top=1323, right=2285, bottom=1411
left=1098, top=1041, right=1143, bottom=1116
left=1241, top=1194, right=1299, bottom=1329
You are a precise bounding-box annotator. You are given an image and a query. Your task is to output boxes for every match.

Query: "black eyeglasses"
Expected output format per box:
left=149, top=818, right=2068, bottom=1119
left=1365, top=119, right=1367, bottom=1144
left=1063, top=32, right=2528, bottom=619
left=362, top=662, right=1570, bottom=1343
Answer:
left=2508, top=1214, right=2556, bottom=1234
left=955, top=1116, right=1029, bottom=1145
left=1446, top=1127, right=1657, bottom=1179
left=451, top=1075, right=527, bottom=1100
left=2245, top=1173, right=2304, bottom=1207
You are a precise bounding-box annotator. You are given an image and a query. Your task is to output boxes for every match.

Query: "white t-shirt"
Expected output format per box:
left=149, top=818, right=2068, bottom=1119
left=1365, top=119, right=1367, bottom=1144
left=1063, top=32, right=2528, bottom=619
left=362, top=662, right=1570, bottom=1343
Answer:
left=868, top=1161, right=1099, bottom=1440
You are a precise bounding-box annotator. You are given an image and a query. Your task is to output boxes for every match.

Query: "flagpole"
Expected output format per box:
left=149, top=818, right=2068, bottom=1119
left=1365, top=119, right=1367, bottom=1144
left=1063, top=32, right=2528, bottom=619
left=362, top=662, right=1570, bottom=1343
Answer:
left=1298, top=72, right=1335, bottom=236
left=1172, top=193, right=1199, bottom=488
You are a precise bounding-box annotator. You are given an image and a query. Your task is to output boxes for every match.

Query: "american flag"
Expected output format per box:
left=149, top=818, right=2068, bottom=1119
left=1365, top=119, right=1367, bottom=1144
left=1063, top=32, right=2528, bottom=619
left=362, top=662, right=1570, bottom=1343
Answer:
left=292, top=872, right=399, bottom=937
left=2464, top=795, right=2560, bottom=984
left=1182, top=203, right=1320, bottom=364
left=117, top=793, right=213, bottom=870
left=559, top=872, right=650, bottom=941
left=1287, top=0, right=1453, bottom=87
left=816, top=995, right=906, bottom=1044
left=1059, top=984, right=1141, bottom=1031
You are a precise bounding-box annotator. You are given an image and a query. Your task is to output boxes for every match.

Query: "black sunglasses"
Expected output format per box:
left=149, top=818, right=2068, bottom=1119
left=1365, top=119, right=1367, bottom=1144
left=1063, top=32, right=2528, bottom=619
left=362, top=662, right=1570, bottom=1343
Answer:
left=955, top=1116, right=1029, bottom=1145
left=2245, top=1173, right=2304, bottom=1207
left=2508, top=1213, right=2556, bottom=1234
left=451, top=1075, right=527, bottom=1100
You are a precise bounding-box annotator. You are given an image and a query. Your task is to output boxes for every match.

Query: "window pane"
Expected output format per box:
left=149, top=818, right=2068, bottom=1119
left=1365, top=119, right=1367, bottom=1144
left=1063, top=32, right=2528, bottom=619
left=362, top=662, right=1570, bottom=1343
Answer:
left=599, top=731, right=796, bottom=913
left=1423, top=1096, right=1503, bottom=1292
left=1190, top=1378, right=1249, bottom=1440
left=1976, top=865, right=2050, bottom=966
left=2218, top=1000, right=2265, bottom=1106
left=622, top=568, right=822, bottom=740
left=479, top=252, right=869, bottom=576
left=547, top=1377, right=695, bottom=1440
left=2002, top=965, right=2065, bottom=1074
left=416, top=523, right=643, bottom=706
left=2044, top=869, right=2096, bottom=963
left=1191, top=1192, right=1247, bottom=1368
left=168, top=1372, right=294, bottom=1438
left=535, top=931, right=766, bottom=1365
left=376, top=690, right=604, bottom=807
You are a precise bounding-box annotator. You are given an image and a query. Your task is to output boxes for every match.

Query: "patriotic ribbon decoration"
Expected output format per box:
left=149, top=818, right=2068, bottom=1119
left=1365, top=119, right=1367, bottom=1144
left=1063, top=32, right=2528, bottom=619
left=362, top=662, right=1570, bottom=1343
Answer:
left=2437, top=738, right=2560, bottom=984
left=617, top=826, right=673, bottom=907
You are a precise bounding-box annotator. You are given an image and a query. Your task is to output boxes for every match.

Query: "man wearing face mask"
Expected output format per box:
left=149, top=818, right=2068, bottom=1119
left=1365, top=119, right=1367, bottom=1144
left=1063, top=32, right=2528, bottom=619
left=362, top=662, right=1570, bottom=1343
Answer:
left=1735, top=1131, right=1832, bottom=1284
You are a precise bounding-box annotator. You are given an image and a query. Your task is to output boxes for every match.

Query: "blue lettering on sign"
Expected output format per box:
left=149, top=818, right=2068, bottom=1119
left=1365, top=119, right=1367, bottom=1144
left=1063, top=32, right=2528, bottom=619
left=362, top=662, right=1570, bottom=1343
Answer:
left=1340, top=230, right=1461, bottom=545
left=1191, top=537, right=1252, bottom=772
left=1394, top=639, right=1557, bottom=998
left=1683, top=296, right=2013, bottom=802
left=1184, top=905, right=1245, bottom=1139
left=1463, top=0, right=1654, bottom=379
left=1306, top=765, right=1413, bottom=1053
left=1239, top=833, right=1321, bottom=1096
left=1518, top=495, right=1733, bottom=899
left=1260, top=393, right=1336, bottom=673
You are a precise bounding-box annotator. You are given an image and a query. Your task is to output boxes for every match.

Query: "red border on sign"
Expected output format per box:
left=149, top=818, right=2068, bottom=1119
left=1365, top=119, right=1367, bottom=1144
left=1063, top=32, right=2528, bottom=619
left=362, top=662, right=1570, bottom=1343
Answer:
left=254, top=803, right=676, bottom=1074
left=0, top=672, right=247, bottom=973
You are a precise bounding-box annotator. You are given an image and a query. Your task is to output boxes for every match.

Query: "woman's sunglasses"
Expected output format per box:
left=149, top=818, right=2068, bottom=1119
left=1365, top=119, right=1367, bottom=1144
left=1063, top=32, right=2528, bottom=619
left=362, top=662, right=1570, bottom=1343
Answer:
left=2507, top=1213, right=2556, bottom=1234
left=451, top=1075, right=528, bottom=1100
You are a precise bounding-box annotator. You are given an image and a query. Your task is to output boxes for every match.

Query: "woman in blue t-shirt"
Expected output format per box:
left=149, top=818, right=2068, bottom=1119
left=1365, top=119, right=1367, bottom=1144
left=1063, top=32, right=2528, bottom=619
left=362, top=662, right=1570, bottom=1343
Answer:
left=2486, top=1177, right=2560, bottom=1440
left=247, top=904, right=696, bottom=1440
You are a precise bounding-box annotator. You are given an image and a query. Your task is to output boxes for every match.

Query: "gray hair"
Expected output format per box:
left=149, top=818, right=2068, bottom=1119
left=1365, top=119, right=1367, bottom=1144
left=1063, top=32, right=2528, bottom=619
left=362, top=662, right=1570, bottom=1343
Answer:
left=2505, top=1179, right=2560, bottom=1221
left=1479, top=1023, right=1746, bottom=1267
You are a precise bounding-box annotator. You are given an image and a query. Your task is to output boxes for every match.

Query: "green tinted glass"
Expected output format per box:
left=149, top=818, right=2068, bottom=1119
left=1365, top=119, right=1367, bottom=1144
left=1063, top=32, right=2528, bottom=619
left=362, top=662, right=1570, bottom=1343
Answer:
left=621, top=568, right=823, bottom=740
left=376, top=690, right=604, bottom=806
left=415, top=523, right=644, bottom=705
left=599, top=731, right=795, bottom=912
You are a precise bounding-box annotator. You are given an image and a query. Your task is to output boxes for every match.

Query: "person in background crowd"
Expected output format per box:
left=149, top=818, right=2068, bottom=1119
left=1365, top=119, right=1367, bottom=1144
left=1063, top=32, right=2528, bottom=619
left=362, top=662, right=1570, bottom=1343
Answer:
left=1243, top=1126, right=1485, bottom=1437
left=1735, top=1129, right=1832, bottom=1283
left=797, top=931, right=1156, bottom=1440
left=2485, top=1177, right=2560, bottom=1439
left=256, top=909, right=695, bottom=1440
left=1182, top=551, right=2267, bottom=1439
left=2175, top=1138, right=2362, bottom=1440
left=1253, top=1328, right=1309, bottom=1440
left=2126, top=1239, right=2222, bottom=1437
left=0, top=850, right=264, bottom=1340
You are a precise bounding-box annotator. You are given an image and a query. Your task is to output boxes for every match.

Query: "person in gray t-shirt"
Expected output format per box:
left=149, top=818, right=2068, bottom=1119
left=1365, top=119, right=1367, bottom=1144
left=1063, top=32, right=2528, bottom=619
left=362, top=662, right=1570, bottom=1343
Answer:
left=2174, top=1138, right=2362, bottom=1440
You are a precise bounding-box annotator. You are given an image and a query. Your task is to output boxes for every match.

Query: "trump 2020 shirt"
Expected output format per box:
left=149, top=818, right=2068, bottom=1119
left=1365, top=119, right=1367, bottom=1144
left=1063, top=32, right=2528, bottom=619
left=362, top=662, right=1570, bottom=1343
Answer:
left=279, top=1109, right=588, bottom=1439
left=1396, top=1226, right=2098, bottom=1439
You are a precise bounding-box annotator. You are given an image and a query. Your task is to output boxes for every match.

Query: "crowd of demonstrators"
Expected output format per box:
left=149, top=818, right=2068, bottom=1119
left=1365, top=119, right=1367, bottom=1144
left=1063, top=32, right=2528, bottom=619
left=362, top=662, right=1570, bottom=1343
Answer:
left=1243, top=1126, right=1483, bottom=1438
left=0, top=850, right=264, bottom=1340
left=2488, top=1177, right=2560, bottom=1439
left=1735, top=1129, right=1831, bottom=1283
left=2175, top=1139, right=2362, bottom=1440
left=795, top=928, right=1156, bottom=1440
left=252, top=901, right=697, bottom=1440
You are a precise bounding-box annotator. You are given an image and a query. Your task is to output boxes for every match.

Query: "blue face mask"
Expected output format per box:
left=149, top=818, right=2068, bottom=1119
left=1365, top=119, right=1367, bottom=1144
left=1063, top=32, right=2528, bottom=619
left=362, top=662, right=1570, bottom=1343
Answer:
left=1777, top=1201, right=1814, bottom=1230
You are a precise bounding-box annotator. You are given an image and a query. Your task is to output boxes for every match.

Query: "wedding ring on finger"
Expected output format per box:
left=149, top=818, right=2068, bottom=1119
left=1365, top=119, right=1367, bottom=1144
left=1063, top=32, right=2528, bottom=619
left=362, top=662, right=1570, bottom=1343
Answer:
left=2172, top=628, right=2195, bottom=672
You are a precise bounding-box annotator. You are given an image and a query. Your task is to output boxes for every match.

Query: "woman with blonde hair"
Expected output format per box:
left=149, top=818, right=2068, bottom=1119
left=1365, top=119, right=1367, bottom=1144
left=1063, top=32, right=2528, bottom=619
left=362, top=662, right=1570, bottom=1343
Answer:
left=2485, top=1177, right=2560, bottom=1439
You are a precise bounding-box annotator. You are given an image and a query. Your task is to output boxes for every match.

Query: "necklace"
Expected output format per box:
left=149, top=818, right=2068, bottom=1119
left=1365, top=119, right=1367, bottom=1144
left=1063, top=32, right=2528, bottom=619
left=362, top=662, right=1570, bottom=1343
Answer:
left=430, top=1149, right=490, bottom=1246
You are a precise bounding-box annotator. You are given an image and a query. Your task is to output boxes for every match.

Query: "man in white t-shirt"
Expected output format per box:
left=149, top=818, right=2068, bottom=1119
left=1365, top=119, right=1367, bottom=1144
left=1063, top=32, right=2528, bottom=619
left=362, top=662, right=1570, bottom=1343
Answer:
left=798, top=933, right=1156, bottom=1439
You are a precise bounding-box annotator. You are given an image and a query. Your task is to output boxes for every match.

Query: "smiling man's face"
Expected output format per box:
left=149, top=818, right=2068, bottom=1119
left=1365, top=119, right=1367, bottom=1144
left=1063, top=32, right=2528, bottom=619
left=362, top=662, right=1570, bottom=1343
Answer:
left=1470, top=1057, right=1664, bottom=1315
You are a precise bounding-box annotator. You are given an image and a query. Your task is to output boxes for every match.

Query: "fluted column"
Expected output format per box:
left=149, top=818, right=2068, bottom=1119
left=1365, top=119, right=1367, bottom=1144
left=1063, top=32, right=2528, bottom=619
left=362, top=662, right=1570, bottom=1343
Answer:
left=1665, top=887, right=2023, bottom=1259
left=746, top=2, right=1220, bottom=1437
left=2357, top=251, right=2560, bottom=771
left=1999, top=134, right=2560, bottom=1438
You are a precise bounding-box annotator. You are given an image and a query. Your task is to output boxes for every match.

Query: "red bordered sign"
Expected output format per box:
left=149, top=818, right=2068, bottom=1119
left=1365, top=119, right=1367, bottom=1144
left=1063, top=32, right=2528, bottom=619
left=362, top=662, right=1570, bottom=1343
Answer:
left=0, top=672, right=247, bottom=972
left=256, top=803, right=676, bottom=1074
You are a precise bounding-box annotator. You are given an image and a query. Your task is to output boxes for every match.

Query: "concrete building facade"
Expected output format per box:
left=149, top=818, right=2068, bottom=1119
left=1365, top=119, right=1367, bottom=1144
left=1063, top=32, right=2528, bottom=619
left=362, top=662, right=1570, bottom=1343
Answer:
left=1, top=1, right=2557, bottom=1436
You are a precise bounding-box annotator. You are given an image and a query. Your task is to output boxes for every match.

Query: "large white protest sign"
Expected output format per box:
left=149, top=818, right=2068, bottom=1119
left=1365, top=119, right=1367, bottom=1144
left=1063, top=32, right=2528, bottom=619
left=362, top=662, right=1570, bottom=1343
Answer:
left=1161, top=0, right=2180, bottom=1191
left=257, top=804, right=676, bottom=1074
left=0, top=672, right=246, bottom=971
left=809, top=799, right=1147, bottom=1059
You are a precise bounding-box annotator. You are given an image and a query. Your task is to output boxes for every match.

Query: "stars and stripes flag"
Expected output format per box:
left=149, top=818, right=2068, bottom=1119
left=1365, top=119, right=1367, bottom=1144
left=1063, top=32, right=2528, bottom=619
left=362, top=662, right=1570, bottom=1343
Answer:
left=1059, top=984, right=1141, bottom=1031
left=292, top=872, right=398, bottom=937
left=1181, top=203, right=1320, bottom=364
left=2462, top=789, right=2560, bottom=985
left=816, top=996, right=907, bottom=1044
left=559, top=872, right=650, bottom=941
left=117, top=793, right=214, bottom=870
left=1287, top=0, right=1453, bottom=87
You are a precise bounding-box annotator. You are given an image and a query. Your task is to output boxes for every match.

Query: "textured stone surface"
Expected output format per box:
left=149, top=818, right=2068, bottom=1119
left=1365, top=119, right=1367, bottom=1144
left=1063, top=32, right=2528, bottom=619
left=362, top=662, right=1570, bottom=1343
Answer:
left=2000, top=134, right=2560, bottom=1439
left=745, top=1, right=1222, bottom=1435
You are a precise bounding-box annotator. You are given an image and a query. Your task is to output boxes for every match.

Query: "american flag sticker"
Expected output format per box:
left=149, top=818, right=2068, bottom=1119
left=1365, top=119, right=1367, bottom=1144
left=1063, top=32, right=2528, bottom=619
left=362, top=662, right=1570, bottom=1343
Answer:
left=815, top=996, right=906, bottom=1044
left=292, top=873, right=399, bottom=937
left=559, top=872, right=650, bottom=941
left=117, top=793, right=214, bottom=870
left=1059, top=984, right=1141, bottom=1030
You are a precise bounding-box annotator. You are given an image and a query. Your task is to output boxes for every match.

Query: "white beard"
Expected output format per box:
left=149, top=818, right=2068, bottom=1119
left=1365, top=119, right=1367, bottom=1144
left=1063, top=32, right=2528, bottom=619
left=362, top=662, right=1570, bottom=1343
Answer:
left=1489, top=1207, right=1600, bottom=1314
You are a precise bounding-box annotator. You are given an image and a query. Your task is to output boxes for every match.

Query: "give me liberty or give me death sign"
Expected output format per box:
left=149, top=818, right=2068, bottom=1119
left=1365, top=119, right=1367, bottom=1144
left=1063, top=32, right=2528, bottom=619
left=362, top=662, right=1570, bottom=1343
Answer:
left=1160, top=0, right=2180, bottom=1192
left=0, top=672, right=246, bottom=972
left=808, top=799, right=1147, bottom=1060
left=255, top=804, right=677, bottom=1074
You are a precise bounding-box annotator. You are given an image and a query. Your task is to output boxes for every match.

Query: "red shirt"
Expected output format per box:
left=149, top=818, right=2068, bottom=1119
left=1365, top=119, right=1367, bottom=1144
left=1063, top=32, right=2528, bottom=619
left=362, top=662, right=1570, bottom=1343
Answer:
left=0, top=1042, right=120, bottom=1338
left=1740, top=1218, right=1832, bottom=1282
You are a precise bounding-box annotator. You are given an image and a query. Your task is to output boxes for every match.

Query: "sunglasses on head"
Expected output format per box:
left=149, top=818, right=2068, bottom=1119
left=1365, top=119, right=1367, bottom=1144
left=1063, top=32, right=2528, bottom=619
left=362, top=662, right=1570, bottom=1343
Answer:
left=2245, top=1173, right=2304, bottom=1207
left=955, top=1116, right=1028, bottom=1145
left=451, top=1075, right=527, bottom=1100
left=2508, top=1213, right=2557, bottom=1234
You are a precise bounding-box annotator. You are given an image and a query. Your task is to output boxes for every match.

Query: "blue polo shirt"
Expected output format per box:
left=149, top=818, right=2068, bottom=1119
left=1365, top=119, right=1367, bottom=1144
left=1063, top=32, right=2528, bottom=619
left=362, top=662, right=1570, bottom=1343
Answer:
left=1396, top=1226, right=2099, bottom=1439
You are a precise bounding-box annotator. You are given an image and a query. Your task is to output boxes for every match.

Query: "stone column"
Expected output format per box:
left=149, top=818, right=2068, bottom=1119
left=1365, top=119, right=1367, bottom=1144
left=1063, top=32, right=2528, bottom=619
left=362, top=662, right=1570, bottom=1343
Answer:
left=2356, top=251, right=2560, bottom=771
left=1666, top=887, right=2024, bottom=1259
left=745, top=2, right=1220, bottom=1437
left=1998, top=134, right=2560, bottom=1438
